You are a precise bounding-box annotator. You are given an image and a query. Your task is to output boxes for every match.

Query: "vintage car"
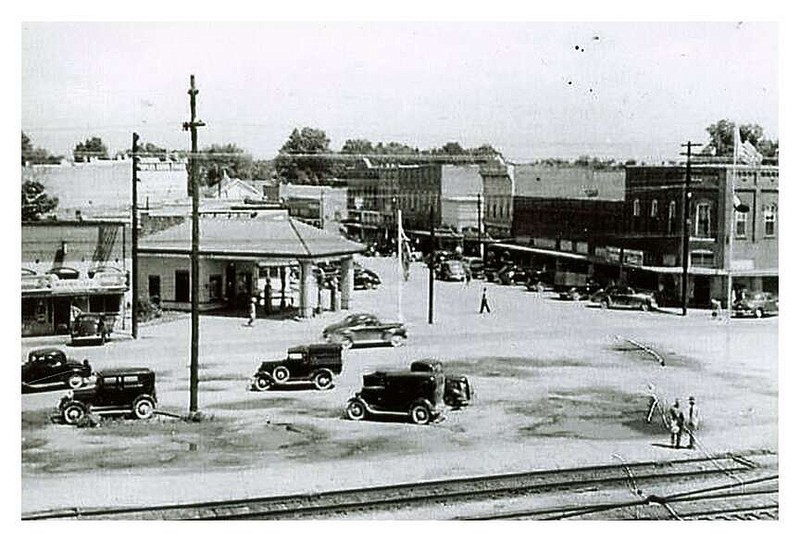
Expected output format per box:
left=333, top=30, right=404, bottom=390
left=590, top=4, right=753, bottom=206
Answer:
left=592, top=285, right=658, bottom=311
left=22, top=348, right=92, bottom=391
left=732, top=292, right=779, bottom=318
left=322, top=313, right=407, bottom=349
left=498, top=265, right=530, bottom=286
left=251, top=343, right=343, bottom=391
left=463, top=257, right=485, bottom=280
left=345, top=369, right=445, bottom=425
left=437, top=259, right=467, bottom=282
left=70, top=313, right=111, bottom=345
left=354, top=268, right=382, bottom=290
left=55, top=367, right=157, bottom=425
left=409, top=360, right=472, bottom=409
left=557, top=280, right=603, bottom=301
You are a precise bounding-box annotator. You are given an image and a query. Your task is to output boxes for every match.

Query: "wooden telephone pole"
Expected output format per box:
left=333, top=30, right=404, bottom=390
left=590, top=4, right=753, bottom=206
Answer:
left=680, top=141, right=702, bottom=316
left=183, top=75, right=205, bottom=413
left=131, top=133, right=140, bottom=339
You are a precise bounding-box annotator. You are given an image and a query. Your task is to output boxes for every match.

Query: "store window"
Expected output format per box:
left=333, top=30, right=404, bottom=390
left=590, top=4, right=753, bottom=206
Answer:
left=764, top=205, right=776, bottom=237
left=735, top=211, right=747, bottom=238
left=668, top=201, right=677, bottom=234
left=695, top=202, right=711, bottom=238
left=650, top=199, right=658, bottom=218
left=633, top=199, right=641, bottom=217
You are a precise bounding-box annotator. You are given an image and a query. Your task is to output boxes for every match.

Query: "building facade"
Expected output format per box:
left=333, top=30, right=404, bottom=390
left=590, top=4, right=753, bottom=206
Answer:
left=22, top=221, right=130, bottom=336
left=622, top=164, right=778, bottom=307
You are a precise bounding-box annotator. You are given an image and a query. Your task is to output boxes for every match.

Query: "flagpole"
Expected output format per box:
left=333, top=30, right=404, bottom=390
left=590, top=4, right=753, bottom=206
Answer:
left=727, top=126, right=739, bottom=318
left=397, top=208, right=403, bottom=322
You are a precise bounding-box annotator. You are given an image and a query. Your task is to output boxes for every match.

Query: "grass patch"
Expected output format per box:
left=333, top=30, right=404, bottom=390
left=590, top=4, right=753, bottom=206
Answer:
left=511, top=387, right=667, bottom=440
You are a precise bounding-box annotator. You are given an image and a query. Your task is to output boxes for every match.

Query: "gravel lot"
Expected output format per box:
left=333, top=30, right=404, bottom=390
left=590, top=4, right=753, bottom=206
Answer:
left=21, top=256, right=779, bottom=514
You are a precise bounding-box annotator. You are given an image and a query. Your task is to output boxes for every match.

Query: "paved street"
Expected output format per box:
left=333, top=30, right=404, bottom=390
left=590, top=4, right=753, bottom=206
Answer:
left=21, top=255, right=778, bottom=513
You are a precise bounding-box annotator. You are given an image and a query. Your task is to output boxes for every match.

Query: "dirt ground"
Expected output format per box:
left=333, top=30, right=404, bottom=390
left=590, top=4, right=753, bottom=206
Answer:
left=20, top=256, right=779, bottom=513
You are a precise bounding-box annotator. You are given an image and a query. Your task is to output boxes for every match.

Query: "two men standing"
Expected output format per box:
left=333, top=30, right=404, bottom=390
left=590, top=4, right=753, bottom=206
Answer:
left=667, top=397, right=699, bottom=449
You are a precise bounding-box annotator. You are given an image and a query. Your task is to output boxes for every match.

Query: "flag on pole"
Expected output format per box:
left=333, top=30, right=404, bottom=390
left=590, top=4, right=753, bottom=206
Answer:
left=399, top=220, right=412, bottom=281
left=733, top=126, right=763, bottom=166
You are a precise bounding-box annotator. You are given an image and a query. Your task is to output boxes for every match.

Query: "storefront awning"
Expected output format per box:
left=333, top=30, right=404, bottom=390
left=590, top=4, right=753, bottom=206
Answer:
left=489, top=242, right=589, bottom=261
left=634, top=265, right=778, bottom=277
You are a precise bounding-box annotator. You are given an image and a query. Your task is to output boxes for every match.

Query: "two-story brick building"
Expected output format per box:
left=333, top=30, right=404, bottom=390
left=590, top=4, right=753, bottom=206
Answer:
left=622, top=163, right=778, bottom=307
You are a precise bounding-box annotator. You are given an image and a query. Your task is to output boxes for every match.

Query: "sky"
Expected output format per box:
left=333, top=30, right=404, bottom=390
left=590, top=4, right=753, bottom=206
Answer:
left=21, top=21, right=778, bottom=164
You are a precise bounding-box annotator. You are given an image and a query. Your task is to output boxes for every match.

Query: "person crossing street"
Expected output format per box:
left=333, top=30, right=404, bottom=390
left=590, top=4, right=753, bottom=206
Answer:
left=668, top=399, right=685, bottom=449
left=686, top=396, right=699, bottom=449
left=479, top=286, right=491, bottom=314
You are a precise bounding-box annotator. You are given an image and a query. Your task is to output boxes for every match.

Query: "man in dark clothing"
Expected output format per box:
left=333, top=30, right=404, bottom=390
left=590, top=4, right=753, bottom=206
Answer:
left=668, top=399, right=685, bottom=448
left=480, top=287, right=491, bottom=314
left=686, top=396, right=699, bottom=449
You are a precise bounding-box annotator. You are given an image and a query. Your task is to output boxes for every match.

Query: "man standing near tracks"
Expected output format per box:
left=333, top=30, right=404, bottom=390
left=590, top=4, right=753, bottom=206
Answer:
left=686, top=396, right=699, bottom=449
left=668, top=399, right=685, bottom=449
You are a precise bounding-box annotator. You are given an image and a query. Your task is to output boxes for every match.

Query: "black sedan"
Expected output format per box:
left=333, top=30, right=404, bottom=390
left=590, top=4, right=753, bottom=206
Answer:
left=22, top=348, right=92, bottom=392
left=592, top=286, right=658, bottom=311
left=322, top=313, right=407, bottom=349
left=354, top=268, right=382, bottom=290
left=71, top=313, right=111, bottom=345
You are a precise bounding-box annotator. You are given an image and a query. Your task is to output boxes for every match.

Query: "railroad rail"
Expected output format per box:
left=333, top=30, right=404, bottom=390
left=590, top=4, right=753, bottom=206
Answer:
left=23, top=450, right=777, bottom=520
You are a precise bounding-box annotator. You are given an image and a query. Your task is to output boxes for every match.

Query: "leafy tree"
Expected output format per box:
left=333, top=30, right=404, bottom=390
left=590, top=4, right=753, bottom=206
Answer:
left=341, top=139, right=375, bottom=155
left=435, top=142, right=466, bottom=156
left=198, top=143, right=254, bottom=185
left=705, top=119, right=778, bottom=157
left=275, top=127, right=332, bottom=184
left=251, top=159, right=276, bottom=181
left=21, top=180, right=58, bottom=221
left=21, top=132, right=63, bottom=166
left=73, top=137, right=109, bottom=162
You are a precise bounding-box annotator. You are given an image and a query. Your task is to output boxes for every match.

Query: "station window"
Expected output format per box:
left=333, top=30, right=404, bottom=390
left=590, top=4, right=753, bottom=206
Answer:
left=633, top=199, right=641, bottom=217
left=764, top=205, right=776, bottom=237
left=695, top=203, right=711, bottom=238
left=650, top=199, right=658, bottom=218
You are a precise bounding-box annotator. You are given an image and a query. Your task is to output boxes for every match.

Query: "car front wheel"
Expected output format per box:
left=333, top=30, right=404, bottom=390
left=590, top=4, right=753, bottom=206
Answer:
left=755, top=308, right=764, bottom=318
left=346, top=399, right=366, bottom=421
left=133, top=397, right=155, bottom=420
left=254, top=375, right=273, bottom=391
left=62, top=402, right=87, bottom=425
left=600, top=299, right=610, bottom=309
left=640, top=302, right=651, bottom=312
left=389, top=334, right=406, bottom=347
left=409, top=402, right=432, bottom=425
left=67, top=374, right=84, bottom=389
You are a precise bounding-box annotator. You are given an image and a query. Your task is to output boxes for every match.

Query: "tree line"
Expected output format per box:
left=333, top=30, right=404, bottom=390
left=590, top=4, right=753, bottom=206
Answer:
left=20, top=119, right=780, bottom=220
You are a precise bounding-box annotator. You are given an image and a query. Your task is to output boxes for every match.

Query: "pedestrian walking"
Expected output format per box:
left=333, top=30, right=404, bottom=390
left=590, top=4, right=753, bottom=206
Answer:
left=246, top=297, right=256, bottom=326
left=480, top=286, right=491, bottom=314
left=686, top=396, right=699, bottom=449
left=464, top=265, right=472, bottom=285
left=667, top=399, right=685, bottom=448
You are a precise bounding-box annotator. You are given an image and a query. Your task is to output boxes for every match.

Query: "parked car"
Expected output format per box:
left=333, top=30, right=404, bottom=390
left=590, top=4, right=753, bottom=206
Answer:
left=732, top=292, right=779, bottom=318
left=354, top=268, right=382, bottom=290
left=345, top=369, right=445, bottom=425
left=409, top=360, right=472, bottom=409
left=323, top=313, right=407, bottom=349
left=251, top=343, right=343, bottom=391
left=498, top=265, right=529, bottom=285
left=22, top=348, right=92, bottom=392
left=524, top=269, right=555, bottom=291
left=437, top=259, right=467, bottom=282
left=463, top=257, right=485, bottom=280
left=592, top=286, right=658, bottom=311
left=55, top=367, right=157, bottom=425
left=559, top=281, right=604, bottom=300
left=70, top=313, right=111, bottom=345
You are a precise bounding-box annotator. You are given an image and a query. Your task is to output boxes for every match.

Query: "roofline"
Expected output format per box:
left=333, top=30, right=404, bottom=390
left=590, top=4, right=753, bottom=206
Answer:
left=22, top=219, right=129, bottom=226
left=138, top=247, right=365, bottom=259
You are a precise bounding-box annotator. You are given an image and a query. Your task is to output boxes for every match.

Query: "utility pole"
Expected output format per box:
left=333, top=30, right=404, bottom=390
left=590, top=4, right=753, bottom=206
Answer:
left=477, top=192, right=483, bottom=260
left=183, top=75, right=205, bottom=414
left=428, top=205, right=435, bottom=324
left=131, top=132, right=140, bottom=339
left=680, top=141, right=702, bottom=316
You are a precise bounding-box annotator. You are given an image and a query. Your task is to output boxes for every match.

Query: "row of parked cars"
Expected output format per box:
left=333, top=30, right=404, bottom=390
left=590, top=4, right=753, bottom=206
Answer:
left=26, top=312, right=471, bottom=427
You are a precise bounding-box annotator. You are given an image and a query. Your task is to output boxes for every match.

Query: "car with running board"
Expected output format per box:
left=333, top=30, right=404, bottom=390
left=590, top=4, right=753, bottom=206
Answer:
left=251, top=343, right=343, bottom=391
left=22, top=348, right=92, bottom=392
left=345, top=369, right=445, bottom=425
left=409, top=359, right=473, bottom=409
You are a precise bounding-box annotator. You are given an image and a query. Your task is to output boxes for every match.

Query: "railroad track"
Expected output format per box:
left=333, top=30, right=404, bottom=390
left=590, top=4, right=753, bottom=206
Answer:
left=23, top=450, right=776, bottom=520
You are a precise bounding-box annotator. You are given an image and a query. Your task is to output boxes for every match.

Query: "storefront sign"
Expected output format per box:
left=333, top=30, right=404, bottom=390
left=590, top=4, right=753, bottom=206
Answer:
left=623, top=249, right=644, bottom=267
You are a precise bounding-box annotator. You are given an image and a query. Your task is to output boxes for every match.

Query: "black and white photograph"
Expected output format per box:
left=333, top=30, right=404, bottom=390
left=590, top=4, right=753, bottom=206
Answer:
left=12, top=5, right=792, bottom=527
